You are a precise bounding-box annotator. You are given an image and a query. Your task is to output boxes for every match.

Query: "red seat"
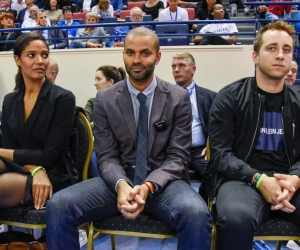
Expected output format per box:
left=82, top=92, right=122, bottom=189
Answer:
left=73, top=12, right=87, bottom=23
left=128, top=1, right=146, bottom=10
left=185, top=8, right=195, bottom=20
left=119, top=10, right=131, bottom=19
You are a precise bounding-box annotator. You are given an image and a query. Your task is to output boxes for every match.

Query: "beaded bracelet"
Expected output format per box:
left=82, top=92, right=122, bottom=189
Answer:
left=31, top=166, right=46, bottom=177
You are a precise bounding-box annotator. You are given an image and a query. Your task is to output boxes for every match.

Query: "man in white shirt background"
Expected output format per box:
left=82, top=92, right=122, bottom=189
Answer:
left=21, top=4, right=50, bottom=32
left=193, top=3, right=238, bottom=45
left=17, top=0, right=34, bottom=24
left=36, top=9, right=67, bottom=49
left=0, top=0, right=17, bottom=19
left=158, top=0, right=188, bottom=21
left=11, top=0, right=25, bottom=15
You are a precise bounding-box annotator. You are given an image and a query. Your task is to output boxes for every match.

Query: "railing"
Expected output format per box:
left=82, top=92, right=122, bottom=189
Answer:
left=0, top=20, right=259, bottom=46
left=0, top=14, right=299, bottom=47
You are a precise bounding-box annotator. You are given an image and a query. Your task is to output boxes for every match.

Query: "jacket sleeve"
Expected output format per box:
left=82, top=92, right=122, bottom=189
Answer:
left=2, top=96, right=20, bottom=149
left=76, top=0, right=83, bottom=12
left=13, top=91, right=76, bottom=167
left=93, top=91, right=133, bottom=189
left=209, top=88, right=258, bottom=184
left=55, top=29, right=67, bottom=49
left=84, top=98, right=94, bottom=122
left=98, top=27, right=108, bottom=44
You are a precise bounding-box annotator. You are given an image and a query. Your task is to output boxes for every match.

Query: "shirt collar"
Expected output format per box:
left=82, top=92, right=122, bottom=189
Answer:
left=185, top=81, right=195, bottom=92
left=65, top=20, right=73, bottom=25
left=127, top=76, right=157, bottom=99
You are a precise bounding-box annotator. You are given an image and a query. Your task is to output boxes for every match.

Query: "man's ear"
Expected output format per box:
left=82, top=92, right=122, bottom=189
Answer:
left=252, top=51, right=258, bottom=64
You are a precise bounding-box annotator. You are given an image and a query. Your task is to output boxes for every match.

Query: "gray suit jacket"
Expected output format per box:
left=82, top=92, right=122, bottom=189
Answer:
left=93, top=77, right=192, bottom=190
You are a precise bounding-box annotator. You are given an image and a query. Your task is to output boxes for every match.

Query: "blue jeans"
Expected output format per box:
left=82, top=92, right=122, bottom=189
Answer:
left=69, top=40, right=85, bottom=49
left=46, top=178, right=212, bottom=250
left=265, top=11, right=281, bottom=20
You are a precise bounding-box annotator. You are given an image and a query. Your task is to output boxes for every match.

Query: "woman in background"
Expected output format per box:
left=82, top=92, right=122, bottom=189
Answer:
left=69, top=12, right=108, bottom=49
left=84, top=65, right=126, bottom=123
left=0, top=12, right=22, bottom=51
left=91, top=0, right=114, bottom=18
left=0, top=33, right=77, bottom=210
left=84, top=65, right=126, bottom=177
left=44, top=0, right=64, bottom=25
left=141, top=0, right=164, bottom=21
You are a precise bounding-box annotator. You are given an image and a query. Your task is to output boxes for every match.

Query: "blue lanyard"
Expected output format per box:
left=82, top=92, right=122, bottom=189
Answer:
left=186, top=84, right=195, bottom=96
left=169, top=9, right=178, bottom=21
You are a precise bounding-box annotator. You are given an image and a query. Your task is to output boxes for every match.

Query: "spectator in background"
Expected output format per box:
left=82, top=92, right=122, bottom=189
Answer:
left=69, top=12, right=108, bottom=48
left=11, top=0, right=26, bottom=15
left=177, top=0, right=198, bottom=13
left=84, top=65, right=126, bottom=123
left=192, top=0, right=230, bottom=31
left=193, top=4, right=238, bottom=45
left=265, top=0, right=291, bottom=19
left=44, top=0, right=63, bottom=25
left=159, top=0, right=188, bottom=21
left=22, top=4, right=51, bottom=33
left=284, top=59, right=298, bottom=85
left=57, top=0, right=72, bottom=9
left=34, top=0, right=45, bottom=9
left=254, top=2, right=268, bottom=19
left=57, top=6, right=80, bottom=38
left=0, top=0, right=17, bottom=19
left=36, top=9, right=67, bottom=49
left=172, top=52, right=216, bottom=180
left=141, top=0, right=164, bottom=21
left=110, top=0, right=122, bottom=15
left=0, top=12, right=22, bottom=51
left=228, top=0, right=249, bottom=17
left=106, top=7, right=143, bottom=47
left=76, top=0, right=96, bottom=12
left=21, top=4, right=37, bottom=32
left=17, top=0, right=34, bottom=24
left=91, top=0, right=114, bottom=18
left=46, top=58, right=59, bottom=84
left=84, top=65, right=126, bottom=177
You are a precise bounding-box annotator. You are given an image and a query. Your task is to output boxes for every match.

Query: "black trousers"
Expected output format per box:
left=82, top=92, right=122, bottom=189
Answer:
left=190, top=145, right=207, bottom=180
left=200, top=36, right=231, bottom=45
left=215, top=180, right=300, bottom=250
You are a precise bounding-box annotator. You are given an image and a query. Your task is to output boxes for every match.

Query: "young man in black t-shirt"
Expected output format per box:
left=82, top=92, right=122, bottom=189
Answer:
left=204, top=21, right=300, bottom=250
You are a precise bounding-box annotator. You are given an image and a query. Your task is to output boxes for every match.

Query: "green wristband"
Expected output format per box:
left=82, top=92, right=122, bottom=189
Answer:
left=31, top=166, right=45, bottom=177
left=256, top=173, right=267, bottom=189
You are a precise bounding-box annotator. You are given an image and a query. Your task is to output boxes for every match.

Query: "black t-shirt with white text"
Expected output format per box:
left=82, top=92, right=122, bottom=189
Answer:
left=248, top=87, right=289, bottom=174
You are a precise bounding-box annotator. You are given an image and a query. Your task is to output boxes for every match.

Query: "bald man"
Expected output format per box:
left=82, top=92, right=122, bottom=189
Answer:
left=46, top=58, right=59, bottom=84
left=284, top=59, right=298, bottom=85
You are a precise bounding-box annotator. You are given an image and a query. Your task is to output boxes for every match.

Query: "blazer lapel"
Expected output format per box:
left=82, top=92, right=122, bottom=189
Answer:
left=116, top=81, right=137, bottom=146
left=24, top=78, right=52, bottom=134
left=195, top=84, right=205, bottom=126
left=148, top=78, right=169, bottom=154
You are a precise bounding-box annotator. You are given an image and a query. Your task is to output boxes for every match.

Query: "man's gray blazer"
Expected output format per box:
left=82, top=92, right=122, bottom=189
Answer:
left=93, top=77, right=192, bottom=190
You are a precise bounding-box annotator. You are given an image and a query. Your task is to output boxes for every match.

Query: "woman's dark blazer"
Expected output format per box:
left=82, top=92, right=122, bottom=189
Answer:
left=1, top=78, right=78, bottom=192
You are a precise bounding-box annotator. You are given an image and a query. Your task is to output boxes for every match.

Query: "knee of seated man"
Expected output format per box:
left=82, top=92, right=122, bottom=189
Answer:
left=46, top=188, right=74, bottom=212
left=217, top=202, right=257, bottom=227
left=177, top=197, right=212, bottom=222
